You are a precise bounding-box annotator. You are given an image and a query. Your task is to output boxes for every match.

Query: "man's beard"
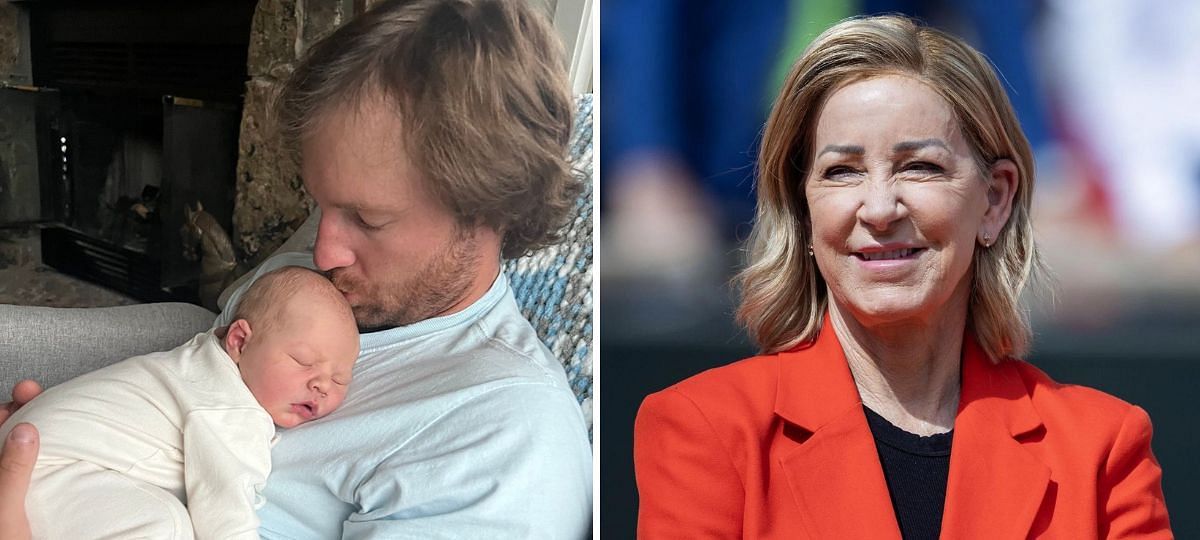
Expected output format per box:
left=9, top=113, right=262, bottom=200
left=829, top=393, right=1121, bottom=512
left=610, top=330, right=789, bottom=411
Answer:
left=329, top=227, right=481, bottom=332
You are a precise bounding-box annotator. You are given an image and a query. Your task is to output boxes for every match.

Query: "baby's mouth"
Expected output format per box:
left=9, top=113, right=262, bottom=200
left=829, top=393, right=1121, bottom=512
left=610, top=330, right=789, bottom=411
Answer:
left=291, top=402, right=318, bottom=420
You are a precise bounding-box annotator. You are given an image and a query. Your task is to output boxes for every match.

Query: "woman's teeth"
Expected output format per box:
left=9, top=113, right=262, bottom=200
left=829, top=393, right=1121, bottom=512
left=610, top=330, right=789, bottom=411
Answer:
left=859, top=248, right=917, bottom=261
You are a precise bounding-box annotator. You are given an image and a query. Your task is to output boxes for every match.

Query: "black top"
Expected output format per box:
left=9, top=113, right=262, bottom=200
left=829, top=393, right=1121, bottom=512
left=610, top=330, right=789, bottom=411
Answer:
left=864, top=405, right=953, bottom=540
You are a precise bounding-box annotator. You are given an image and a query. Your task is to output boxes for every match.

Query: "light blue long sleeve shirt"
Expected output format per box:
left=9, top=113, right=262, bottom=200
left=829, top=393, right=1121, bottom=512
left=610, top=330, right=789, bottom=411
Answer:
left=215, top=252, right=592, bottom=539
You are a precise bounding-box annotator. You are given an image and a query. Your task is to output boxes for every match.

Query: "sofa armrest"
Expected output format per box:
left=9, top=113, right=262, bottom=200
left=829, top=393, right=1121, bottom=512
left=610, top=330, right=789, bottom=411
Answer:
left=0, top=302, right=216, bottom=391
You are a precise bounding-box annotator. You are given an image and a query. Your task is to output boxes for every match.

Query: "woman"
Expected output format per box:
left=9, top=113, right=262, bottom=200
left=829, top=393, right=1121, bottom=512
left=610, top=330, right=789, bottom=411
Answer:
left=633, top=15, right=1171, bottom=539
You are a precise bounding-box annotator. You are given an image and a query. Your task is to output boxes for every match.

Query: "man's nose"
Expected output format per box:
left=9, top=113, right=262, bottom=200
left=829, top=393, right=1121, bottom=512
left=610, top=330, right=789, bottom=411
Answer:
left=313, top=212, right=356, bottom=271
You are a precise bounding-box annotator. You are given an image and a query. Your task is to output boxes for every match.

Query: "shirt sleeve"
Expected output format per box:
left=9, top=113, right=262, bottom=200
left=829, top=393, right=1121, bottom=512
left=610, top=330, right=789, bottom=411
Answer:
left=182, top=407, right=275, bottom=540
left=339, top=384, right=591, bottom=540
left=1099, top=405, right=1172, bottom=538
left=634, top=388, right=745, bottom=539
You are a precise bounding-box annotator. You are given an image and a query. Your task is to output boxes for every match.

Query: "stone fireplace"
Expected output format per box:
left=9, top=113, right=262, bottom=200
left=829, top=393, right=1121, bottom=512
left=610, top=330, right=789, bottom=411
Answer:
left=0, top=0, right=354, bottom=303
left=0, top=0, right=256, bottom=301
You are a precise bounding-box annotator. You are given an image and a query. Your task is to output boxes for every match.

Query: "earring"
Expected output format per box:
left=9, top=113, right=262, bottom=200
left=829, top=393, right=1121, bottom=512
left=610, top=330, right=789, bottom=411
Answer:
left=808, top=244, right=814, bottom=257
left=982, top=233, right=992, bottom=247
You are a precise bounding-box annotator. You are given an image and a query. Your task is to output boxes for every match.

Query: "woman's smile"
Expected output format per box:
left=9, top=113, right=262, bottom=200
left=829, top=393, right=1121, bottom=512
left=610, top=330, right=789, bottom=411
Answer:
left=850, top=245, right=928, bottom=277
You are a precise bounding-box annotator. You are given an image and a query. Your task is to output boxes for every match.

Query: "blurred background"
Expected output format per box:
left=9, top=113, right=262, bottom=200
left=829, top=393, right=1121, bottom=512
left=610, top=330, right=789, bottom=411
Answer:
left=600, top=0, right=1200, bottom=537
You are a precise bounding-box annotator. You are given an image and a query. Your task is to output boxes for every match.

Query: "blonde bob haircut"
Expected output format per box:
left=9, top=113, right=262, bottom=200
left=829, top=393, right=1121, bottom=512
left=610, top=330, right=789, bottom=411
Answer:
left=736, top=14, right=1043, bottom=361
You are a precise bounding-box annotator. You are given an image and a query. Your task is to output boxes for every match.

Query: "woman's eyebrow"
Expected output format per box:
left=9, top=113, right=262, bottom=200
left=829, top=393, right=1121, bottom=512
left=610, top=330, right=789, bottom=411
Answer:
left=892, top=138, right=949, bottom=153
left=817, top=144, right=865, bottom=158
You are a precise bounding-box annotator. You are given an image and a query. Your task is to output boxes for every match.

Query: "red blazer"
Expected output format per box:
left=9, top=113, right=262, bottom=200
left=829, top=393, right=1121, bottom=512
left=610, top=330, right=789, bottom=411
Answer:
left=634, top=323, right=1172, bottom=539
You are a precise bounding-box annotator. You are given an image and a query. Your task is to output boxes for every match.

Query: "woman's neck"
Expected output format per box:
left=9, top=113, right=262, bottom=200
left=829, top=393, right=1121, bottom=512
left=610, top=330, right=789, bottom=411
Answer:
left=828, top=287, right=970, bottom=436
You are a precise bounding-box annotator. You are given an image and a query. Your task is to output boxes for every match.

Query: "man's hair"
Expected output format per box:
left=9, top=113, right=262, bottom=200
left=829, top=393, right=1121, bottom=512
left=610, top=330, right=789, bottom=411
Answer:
left=232, top=266, right=349, bottom=334
left=277, top=0, right=580, bottom=259
left=737, top=15, right=1044, bottom=361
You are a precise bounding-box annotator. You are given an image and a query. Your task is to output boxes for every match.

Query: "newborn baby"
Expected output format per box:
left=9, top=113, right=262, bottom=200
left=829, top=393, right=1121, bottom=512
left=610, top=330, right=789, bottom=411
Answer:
left=0, top=265, right=359, bottom=539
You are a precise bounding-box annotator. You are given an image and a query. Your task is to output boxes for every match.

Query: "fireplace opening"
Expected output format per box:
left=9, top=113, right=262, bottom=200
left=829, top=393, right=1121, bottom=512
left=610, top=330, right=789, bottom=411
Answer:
left=63, top=93, right=164, bottom=254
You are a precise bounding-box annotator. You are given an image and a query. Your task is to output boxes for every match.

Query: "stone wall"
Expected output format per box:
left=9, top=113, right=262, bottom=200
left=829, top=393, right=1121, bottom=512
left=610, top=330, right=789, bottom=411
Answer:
left=0, top=2, right=19, bottom=81
left=0, top=1, right=36, bottom=224
left=233, top=0, right=354, bottom=266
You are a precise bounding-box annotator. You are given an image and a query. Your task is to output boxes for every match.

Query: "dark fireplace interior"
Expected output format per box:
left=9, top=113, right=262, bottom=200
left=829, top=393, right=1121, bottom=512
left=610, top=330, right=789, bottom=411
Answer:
left=5, top=0, right=256, bottom=303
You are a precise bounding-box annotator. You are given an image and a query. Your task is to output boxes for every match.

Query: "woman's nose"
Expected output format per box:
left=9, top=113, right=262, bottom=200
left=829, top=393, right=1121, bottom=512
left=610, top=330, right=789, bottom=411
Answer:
left=856, top=179, right=908, bottom=232
left=313, top=213, right=357, bottom=271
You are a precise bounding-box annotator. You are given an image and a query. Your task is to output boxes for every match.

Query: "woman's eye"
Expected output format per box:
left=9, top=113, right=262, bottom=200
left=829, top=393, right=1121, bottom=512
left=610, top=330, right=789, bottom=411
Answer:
left=822, top=165, right=859, bottom=179
left=903, top=161, right=943, bottom=173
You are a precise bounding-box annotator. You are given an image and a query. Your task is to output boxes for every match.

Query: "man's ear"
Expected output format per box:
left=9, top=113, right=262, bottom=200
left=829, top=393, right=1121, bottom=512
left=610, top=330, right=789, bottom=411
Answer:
left=224, top=319, right=253, bottom=363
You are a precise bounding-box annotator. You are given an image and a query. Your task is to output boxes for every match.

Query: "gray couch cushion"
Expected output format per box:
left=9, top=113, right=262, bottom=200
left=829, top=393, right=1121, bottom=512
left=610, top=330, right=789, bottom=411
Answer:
left=0, top=302, right=216, bottom=391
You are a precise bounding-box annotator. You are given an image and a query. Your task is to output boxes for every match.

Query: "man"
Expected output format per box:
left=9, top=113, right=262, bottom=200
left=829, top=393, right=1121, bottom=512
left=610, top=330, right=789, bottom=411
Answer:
left=0, top=0, right=592, bottom=537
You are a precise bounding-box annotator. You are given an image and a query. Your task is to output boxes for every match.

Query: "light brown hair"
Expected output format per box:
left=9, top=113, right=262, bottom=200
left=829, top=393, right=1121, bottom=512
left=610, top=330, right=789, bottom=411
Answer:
left=737, top=15, right=1044, bottom=360
left=232, top=266, right=350, bottom=334
left=277, top=0, right=579, bottom=258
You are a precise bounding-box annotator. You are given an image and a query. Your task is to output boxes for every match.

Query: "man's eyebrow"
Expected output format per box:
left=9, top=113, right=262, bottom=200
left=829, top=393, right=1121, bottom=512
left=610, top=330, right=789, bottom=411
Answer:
left=331, top=203, right=395, bottom=214
left=893, top=138, right=949, bottom=153
left=817, top=144, right=865, bottom=158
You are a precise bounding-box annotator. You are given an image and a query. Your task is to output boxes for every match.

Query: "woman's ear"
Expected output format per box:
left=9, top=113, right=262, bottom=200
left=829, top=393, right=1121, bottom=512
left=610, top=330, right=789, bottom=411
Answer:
left=980, top=158, right=1019, bottom=245
left=223, top=319, right=253, bottom=363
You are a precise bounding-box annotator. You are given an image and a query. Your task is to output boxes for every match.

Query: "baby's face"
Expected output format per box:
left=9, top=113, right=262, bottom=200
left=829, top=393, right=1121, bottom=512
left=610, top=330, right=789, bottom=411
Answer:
left=233, top=300, right=360, bottom=428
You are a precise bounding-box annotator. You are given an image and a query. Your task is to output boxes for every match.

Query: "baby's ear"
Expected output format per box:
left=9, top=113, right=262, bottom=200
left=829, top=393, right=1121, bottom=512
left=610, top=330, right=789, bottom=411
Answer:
left=224, top=319, right=253, bottom=362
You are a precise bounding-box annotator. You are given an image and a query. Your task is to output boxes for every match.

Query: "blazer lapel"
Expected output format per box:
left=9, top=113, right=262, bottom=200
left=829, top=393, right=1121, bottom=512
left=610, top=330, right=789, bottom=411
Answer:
left=774, top=320, right=902, bottom=540
left=941, top=336, right=1050, bottom=539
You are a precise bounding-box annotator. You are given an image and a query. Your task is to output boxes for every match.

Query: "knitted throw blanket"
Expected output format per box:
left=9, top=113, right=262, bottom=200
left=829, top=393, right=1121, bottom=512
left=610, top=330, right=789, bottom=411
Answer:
left=504, top=94, right=593, bottom=442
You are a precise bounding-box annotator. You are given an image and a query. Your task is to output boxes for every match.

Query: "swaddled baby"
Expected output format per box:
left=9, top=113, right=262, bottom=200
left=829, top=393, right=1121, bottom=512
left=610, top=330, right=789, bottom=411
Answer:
left=0, top=265, right=359, bottom=539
